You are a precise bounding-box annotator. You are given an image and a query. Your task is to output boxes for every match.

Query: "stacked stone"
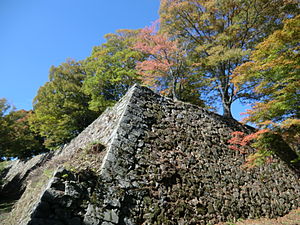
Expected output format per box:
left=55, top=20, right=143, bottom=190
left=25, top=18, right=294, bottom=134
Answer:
left=24, top=85, right=300, bottom=225
left=132, top=92, right=300, bottom=224
left=0, top=152, right=54, bottom=203
left=86, top=85, right=300, bottom=224
left=29, top=168, right=98, bottom=225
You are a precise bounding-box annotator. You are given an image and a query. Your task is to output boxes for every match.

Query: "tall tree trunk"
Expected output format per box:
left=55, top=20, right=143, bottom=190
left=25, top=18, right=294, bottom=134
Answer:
left=219, top=65, right=234, bottom=118
left=222, top=92, right=233, bottom=118
left=222, top=102, right=233, bottom=118
left=171, top=73, right=178, bottom=101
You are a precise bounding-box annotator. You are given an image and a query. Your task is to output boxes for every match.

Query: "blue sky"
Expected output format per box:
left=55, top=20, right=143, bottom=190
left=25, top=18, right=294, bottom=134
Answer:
left=0, top=0, right=160, bottom=109
left=0, top=0, right=247, bottom=120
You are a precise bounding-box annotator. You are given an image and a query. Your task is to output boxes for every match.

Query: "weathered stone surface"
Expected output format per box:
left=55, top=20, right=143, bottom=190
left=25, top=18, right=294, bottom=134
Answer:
left=5, top=84, right=300, bottom=225
left=0, top=152, right=54, bottom=202
left=103, top=209, right=119, bottom=224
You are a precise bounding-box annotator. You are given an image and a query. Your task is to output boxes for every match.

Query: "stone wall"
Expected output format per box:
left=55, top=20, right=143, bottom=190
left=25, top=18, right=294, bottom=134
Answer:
left=128, top=87, right=300, bottom=224
left=28, top=167, right=98, bottom=225
left=91, top=85, right=300, bottom=225
left=58, top=85, right=136, bottom=158
left=9, top=85, right=300, bottom=225
left=0, top=152, right=54, bottom=202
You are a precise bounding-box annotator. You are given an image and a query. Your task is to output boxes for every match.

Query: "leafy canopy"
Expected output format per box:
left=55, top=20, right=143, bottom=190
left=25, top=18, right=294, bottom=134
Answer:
left=0, top=99, right=46, bottom=159
left=83, top=29, right=145, bottom=112
left=29, top=60, right=98, bottom=148
left=135, top=22, right=183, bottom=98
left=160, top=0, right=299, bottom=117
left=233, top=15, right=300, bottom=124
left=230, top=15, right=300, bottom=169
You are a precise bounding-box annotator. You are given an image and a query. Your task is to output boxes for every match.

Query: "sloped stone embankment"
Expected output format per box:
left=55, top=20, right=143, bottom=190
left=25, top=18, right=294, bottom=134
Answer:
left=4, top=85, right=300, bottom=225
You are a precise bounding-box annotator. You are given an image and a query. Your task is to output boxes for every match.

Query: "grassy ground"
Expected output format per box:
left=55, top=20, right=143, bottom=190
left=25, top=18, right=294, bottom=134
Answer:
left=219, top=208, right=300, bottom=225
left=2, top=142, right=106, bottom=225
left=0, top=200, right=16, bottom=222
left=0, top=161, right=9, bottom=182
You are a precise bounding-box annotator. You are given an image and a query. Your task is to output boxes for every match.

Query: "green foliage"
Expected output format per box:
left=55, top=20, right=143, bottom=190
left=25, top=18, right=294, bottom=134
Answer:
left=177, top=77, right=205, bottom=106
left=63, top=141, right=105, bottom=175
left=8, top=2, right=298, bottom=159
left=29, top=30, right=145, bottom=149
left=0, top=99, right=11, bottom=158
left=0, top=98, right=12, bottom=117
left=83, top=29, right=145, bottom=112
left=29, top=60, right=98, bottom=148
left=160, top=0, right=299, bottom=117
left=0, top=161, right=8, bottom=171
left=233, top=15, right=300, bottom=151
left=0, top=103, right=46, bottom=159
left=234, top=15, right=300, bottom=124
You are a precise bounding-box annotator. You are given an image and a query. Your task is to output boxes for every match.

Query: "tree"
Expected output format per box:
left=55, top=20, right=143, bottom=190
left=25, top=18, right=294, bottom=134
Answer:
left=134, top=22, right=183, bottom=100
left=83, top=29, right=146, bottom=112
left=30, top=30, right=145, bottom=148
left=229, top=15, right=300, bottom=172
left=0, top=98, right=11, bottom=117
left=160, top=0, right=299, bottom=117
left=0, top=99, right=46, bottom=159
left=2, top=110, right=47, bottom=159
left=233, top=15, right=300, bottom=147
left=0, top=98, right=12, bottom=159
left=133, top=21, right=203, bottom=106
left=29, top=60, right=98, bottom=148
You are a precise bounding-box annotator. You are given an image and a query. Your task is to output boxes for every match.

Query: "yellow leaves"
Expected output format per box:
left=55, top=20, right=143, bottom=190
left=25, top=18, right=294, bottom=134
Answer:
left=203, top=45, right=249, bottom=66
left=251, top=15, right=300, bottom=61
left=217, top=33, right=232, bottom=43
left=233, top=15, right=300, bottom=111
left=202, top=0, right=215, bottom=9
left=242, top=151, right=268, bottom=169
left=280, top=119, right=300, bottom=129
left=232, top=61, right=255, bottom=89
left=199, top=12, right=212, bottom=21
left=224, top=48, right=249, bottom=60
left=195, top=44, right=210, bottom=53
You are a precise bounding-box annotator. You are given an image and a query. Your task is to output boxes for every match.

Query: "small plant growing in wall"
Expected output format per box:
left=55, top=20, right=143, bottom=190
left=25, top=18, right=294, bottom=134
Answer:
left=61, top=173, right=68, bottom=179
left=228, top=128, right=300, bottom=174
left=87, top=141, right=106, bottom=154
left=228, top=129, right=273, bottom=168
left=63, top=141, right=107, bottom=175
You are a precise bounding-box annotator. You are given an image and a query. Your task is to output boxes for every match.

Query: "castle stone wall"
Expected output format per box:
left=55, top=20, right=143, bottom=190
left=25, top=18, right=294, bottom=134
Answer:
left=15, top=85, right=300, bottom=225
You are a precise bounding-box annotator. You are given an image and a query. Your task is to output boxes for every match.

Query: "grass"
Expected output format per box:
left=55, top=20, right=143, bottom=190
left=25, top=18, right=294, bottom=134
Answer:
left=1, top=153, right=68, bottom=225
left=217, top=208, right=300, bottom=225
left=0, top=161, right=10, bottom=185
left=0, top=161, right=9, bottom=171
left=1, top=141, right=107, bottom=225
left=0, top=200, right=16, bottom=222
left=63, top=141, right=106, bottom=175
left=2, top=166, right=55, bottom=225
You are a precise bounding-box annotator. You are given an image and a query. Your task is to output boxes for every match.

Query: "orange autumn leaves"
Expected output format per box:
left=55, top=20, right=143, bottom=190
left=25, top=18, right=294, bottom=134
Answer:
left=232, top=15, right=300, bottom=127
left=133, top=21, right=187, bottom=99
left=134, top=22, right=178, bottom=77
left=229, top=15, right=300, bottom=168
